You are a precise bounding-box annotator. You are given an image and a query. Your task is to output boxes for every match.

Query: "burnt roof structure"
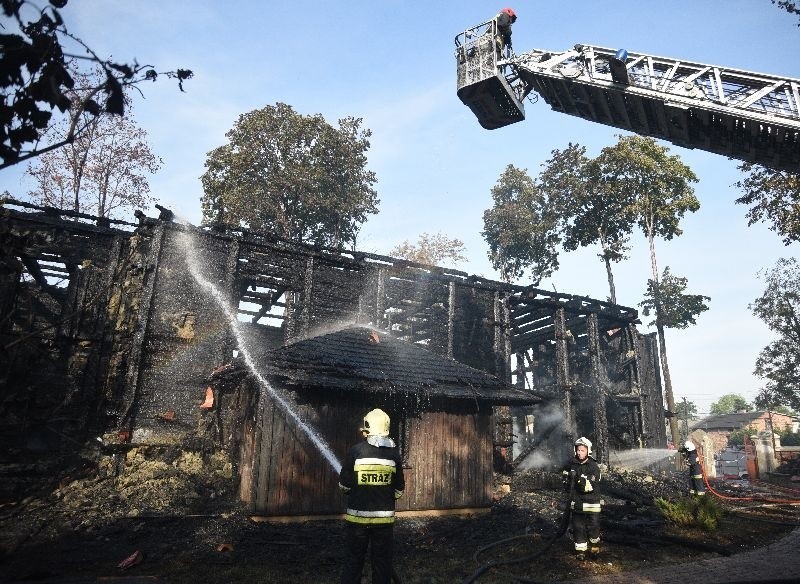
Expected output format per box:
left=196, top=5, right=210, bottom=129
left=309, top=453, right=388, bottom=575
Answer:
left=0, top=198, right=667, bottom=502
left=262, top=325, right=536, bottom=404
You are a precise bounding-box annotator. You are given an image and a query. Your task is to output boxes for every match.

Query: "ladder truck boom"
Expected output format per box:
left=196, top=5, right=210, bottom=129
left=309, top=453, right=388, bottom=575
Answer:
left=455, top=21, right=800, bottom=173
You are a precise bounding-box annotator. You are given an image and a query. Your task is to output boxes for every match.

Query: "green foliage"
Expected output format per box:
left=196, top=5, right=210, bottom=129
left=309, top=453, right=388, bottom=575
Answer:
left=778, top=427, right=800, bottom=445
left=735, top=163, right=800, bottom=245
left=755, top=386, right=799, bottom=416
left=655, top=496, right=724, bottom=530
left=771, top=0, right=800, bottom=26
left=481, top=164, right=563, bottom=283
left=389, top=233, right=467, bottom=267
left=549, top=142, right=635, bottom=302
left=750, top=258, right=800, bottom=412
left=710, top=393, right=754, bottom=415
left=200, top=103, right=378, bottom=248
left=640, top=267, right=710, bottom=329
left=1, top=0, right=191, bottom=169
left=597, top=136, right=699, bottom=244
left=675, top=399, right=698, bottom=419
left=727, top=427, right=753, bottom=446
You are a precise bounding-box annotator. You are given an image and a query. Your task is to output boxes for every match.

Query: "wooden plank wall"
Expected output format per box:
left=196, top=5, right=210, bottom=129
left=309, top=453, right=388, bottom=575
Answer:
left=399, top=410, right=493, bottom=511
left=246, top=396, right=494, bottom=516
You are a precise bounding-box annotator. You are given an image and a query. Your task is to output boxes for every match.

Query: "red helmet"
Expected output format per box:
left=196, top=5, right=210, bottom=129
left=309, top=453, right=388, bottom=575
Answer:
left=501, top=8, right=517, bottom=22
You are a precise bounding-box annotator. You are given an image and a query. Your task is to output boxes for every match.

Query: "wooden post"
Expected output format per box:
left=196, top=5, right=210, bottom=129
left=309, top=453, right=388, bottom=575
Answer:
left=588, top=313, right=608, bottom=466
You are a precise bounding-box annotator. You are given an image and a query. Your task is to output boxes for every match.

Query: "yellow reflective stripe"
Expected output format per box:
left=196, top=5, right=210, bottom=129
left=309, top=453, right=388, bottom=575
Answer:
left=345, top=515, right=395, bottom=524
left=354, top=457, right=396, bottom=468
left=355, top=463, right=396, bottom=473
left=582, top=503, right=601, bottom=512
left=346, top=508, right=394, bottom=518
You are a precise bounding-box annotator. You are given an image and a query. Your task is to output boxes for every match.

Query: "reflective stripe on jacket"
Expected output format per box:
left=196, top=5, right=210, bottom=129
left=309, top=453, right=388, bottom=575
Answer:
left=562, top=455, right=602, bottom=513
left=339, top=440, right=405, bottom=525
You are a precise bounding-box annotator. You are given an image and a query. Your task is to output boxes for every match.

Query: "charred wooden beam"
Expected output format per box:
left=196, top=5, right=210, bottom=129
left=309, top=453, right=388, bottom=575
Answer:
left=588, top=312, right=609, bottom=466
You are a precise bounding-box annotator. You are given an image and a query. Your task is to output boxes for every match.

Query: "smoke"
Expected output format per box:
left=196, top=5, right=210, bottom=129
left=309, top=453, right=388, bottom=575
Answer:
left=610, top=448, right=675, bottom=472
left=515, top=401, right=567, bottom=470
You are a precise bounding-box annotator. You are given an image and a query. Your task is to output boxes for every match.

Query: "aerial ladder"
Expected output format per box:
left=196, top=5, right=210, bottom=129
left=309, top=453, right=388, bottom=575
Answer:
left=455, top=19, right=800, bottom=173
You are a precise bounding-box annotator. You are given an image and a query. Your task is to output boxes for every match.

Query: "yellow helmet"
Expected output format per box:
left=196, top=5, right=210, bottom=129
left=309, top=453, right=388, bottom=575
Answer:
left=361, top=409, right=390, bottom=437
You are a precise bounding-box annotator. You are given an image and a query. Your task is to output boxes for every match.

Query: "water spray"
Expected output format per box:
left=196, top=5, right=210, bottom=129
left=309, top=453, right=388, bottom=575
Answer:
left=178, top=228, right=342, bottom=474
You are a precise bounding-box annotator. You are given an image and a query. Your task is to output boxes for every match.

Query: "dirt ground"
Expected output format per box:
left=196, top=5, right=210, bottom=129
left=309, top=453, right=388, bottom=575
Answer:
left=1, top=458, right=799, bottom=584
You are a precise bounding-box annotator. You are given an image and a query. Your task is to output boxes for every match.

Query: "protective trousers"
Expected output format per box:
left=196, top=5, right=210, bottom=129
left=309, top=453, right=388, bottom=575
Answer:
left=571, top=511, right=600, bottom=552
left=341, top=522, right=393, bottom=584
left=690, top=474, right=706, bottom=495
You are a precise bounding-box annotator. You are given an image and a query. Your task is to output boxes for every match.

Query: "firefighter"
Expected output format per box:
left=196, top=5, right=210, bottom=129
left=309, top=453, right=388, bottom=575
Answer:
left=338, top=409, right=405, bottom=584
left=562, top=437, right=602, bottom=560
left=679, top=439, right=707, bottom=496
left=493, top=7, right=517, bottom=57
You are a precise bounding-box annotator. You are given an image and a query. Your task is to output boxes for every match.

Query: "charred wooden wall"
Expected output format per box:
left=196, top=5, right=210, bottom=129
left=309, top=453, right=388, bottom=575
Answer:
left=0, top=205, right=130, bottom=468
left=1, top=201, right=666, bottom=503
left=120, top=228, right=238, bottom=443
left=240, top=387, right=494, bottom=516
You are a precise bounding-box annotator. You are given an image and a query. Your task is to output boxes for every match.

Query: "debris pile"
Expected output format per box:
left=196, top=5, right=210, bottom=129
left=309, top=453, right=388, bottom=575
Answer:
left=0, top=444, right=239, bottom=554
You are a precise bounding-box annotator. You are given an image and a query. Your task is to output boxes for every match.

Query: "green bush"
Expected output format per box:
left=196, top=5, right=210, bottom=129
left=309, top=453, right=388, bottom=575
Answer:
left=727, top=426, right=756, bottom=446
left=778, top=428, right=800, bottom=446
left=655, top=496, right=724, bottom=530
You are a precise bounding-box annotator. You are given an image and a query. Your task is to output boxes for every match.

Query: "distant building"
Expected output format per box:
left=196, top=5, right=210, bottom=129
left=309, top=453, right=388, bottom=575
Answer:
left=691, top=411, right=796, bottom=451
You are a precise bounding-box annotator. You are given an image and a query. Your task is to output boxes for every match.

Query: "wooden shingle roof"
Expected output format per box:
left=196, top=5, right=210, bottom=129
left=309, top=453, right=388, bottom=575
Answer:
left=691, top=412, right=767, bottom=430
left=263, top=326, right=538, bottom=405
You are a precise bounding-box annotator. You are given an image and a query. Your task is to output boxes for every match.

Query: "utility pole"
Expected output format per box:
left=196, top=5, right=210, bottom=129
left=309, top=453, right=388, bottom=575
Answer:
left=682, top=396, right=690, bottom=441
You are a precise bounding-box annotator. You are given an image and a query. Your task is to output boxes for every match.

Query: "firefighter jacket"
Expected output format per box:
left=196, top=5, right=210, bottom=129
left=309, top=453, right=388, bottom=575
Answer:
left=562, top=456, right=602, bottom=513
left=338, top=436, right=405, bottom=525
left=494, top=12, right=513, bottom=47
left=683, top=450, right=702, bottom=477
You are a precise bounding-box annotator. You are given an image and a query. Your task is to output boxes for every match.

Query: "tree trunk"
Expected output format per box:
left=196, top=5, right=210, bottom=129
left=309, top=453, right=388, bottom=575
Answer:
left=599, top=231, right=617, bottom=304
left=647, top=229, right=680, bottom=451
left=603, top=254, right=617, bottom=304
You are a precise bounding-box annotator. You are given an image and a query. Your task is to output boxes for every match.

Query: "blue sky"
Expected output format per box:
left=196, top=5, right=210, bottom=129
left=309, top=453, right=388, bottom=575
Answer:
left=2, top=1, right=799, bottom=414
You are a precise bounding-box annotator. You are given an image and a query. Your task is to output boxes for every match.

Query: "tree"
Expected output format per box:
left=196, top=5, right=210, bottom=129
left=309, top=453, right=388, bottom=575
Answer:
left=24, top=70, right=160, bottom=218
left=710, top=393, right=754, bottom=415
left=1, top=0, right=191, bottom=170
left=675, top=399, right=698, bottom=419
left=200, top=103, right=378, bottom=249
left=600, top=135, right=700, bottom=450
left=675, top=397, right=698, bottom=442
left=481, top=164, right=563, bottom=283
left=750, top=257, right=800, bottom=411
left=389, top=233, right=467, bottom=267
left=771, top=0, right=800, bottom=25
left=640, top=267, right=710, bottom=329
left=734, top=162, right=800, bottom=245
left=532, top=143, right=636, bottom=303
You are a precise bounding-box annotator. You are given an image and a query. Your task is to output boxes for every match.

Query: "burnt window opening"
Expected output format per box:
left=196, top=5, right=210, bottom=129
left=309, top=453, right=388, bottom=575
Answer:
left=382, top=277, right=450, bottom=347
left=18, top=254, right=73, bottom=294
left=237, top=281, right=288, bottom=328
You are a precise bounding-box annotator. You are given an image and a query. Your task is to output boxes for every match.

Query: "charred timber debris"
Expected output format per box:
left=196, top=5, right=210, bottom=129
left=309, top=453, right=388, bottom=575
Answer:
left=0, top=199, right=666, bottom=516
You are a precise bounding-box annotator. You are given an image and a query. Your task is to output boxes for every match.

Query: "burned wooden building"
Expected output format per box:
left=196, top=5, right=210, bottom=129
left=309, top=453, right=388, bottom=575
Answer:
left=0, top=199, right=666, bottom=514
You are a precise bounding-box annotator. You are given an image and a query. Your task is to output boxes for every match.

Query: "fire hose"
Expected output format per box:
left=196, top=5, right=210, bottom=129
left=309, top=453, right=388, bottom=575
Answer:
left=460, top=470, right=576, bottom=584
left=698, top=450, right=800, bottom=505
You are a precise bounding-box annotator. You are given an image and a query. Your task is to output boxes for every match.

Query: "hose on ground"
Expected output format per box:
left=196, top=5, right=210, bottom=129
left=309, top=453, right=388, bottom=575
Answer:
left=461, top=471, right=575, bottom=584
